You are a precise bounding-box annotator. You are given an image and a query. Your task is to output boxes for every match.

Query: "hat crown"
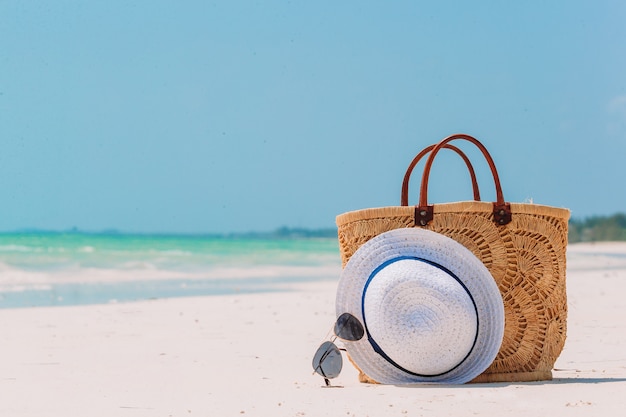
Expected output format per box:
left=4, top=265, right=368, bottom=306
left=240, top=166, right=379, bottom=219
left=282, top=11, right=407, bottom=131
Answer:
left=363, top=258, right=478, bottom=376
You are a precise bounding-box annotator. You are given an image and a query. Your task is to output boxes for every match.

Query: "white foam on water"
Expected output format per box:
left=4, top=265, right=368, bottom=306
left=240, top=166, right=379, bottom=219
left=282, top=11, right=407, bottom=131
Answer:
left=0, top=234, right=342, bottom=300
left=0, top=261, right=341, bottom=292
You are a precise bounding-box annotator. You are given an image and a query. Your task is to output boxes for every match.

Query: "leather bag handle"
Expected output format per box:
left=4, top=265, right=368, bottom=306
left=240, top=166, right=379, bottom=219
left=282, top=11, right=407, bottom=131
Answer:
left=401, top=144, right=481, bottom=206
left=416, top=133, right=512, bottom=227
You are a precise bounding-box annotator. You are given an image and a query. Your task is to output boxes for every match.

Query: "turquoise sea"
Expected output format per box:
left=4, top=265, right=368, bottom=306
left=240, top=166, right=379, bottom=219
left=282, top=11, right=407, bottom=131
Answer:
left=0, top=232, right=341, bottom=309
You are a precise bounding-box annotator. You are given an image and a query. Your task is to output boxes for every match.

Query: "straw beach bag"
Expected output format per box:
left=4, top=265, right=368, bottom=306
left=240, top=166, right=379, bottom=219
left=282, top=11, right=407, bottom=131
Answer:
left=336, top=134, right=570, bottom=383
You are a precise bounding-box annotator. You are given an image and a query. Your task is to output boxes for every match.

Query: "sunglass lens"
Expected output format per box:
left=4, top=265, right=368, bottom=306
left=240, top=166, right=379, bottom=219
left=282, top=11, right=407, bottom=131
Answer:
left=334, top=313, right=365, bottom=341
left=312, top=341, right=342, bottom=379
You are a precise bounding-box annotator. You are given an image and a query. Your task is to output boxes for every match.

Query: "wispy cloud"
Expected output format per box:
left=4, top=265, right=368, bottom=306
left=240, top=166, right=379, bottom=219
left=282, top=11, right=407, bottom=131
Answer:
left=607, top=95, right=626, bottom=136
left=608, top=95, right=626, bottom=113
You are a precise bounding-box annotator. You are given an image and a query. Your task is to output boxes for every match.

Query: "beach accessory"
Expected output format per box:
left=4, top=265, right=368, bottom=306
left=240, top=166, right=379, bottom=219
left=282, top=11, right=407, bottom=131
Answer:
left=312, top=313, right=365, bottom=386
left=336, top=133, right=570, bottom=383
left=335, top=227, right=505, bottom=384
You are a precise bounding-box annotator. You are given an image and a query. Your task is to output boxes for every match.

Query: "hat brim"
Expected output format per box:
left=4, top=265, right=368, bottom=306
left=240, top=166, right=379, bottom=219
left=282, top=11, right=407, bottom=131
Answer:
left=335, top=227, right=504, bottom=384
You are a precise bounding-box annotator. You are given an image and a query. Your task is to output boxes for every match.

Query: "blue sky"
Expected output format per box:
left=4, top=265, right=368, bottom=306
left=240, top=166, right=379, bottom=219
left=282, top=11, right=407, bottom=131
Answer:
left=1, top=1, right=625, bottom=233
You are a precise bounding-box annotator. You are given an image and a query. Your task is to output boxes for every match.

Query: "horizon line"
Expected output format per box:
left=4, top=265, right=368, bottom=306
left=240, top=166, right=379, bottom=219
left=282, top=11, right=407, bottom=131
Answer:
left=0, top=226, right=339, bottom=238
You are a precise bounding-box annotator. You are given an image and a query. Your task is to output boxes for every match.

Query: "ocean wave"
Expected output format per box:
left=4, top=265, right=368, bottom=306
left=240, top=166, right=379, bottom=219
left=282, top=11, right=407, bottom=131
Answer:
left=0, top=284, right=53, bottom=293
left=0, top=262, right=341, bottom=290
left=0, top=234, right=342, bottom=305
left=0, top=244, right=36, bottom=252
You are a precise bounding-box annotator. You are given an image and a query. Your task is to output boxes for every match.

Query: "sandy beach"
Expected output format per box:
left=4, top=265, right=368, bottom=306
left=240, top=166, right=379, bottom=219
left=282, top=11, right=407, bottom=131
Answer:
left=1, top=242, right=626, bottom=416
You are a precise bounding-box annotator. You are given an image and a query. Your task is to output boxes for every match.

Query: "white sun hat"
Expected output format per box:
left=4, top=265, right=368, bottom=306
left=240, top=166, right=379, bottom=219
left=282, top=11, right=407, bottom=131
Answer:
left=335, top=227, right=504, bottom=384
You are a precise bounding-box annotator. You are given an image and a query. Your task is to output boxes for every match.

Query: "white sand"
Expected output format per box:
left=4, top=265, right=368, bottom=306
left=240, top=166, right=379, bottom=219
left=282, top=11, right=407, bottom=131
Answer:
left=1, top=245, right=626, bottom=416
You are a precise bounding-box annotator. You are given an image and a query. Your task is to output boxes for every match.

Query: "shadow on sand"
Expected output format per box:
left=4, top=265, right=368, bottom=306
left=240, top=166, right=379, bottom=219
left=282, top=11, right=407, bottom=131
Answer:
left=393, top=376, right=626, bottom=389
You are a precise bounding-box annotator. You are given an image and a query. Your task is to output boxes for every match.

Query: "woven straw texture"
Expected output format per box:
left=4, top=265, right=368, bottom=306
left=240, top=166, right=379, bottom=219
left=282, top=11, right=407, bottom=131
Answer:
left=336, top=201, right=570, bottom=383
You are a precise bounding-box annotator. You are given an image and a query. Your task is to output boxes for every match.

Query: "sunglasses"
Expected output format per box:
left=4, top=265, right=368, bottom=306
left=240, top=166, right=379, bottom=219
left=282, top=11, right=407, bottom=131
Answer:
left=311, top=312, right=365, bottom=387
